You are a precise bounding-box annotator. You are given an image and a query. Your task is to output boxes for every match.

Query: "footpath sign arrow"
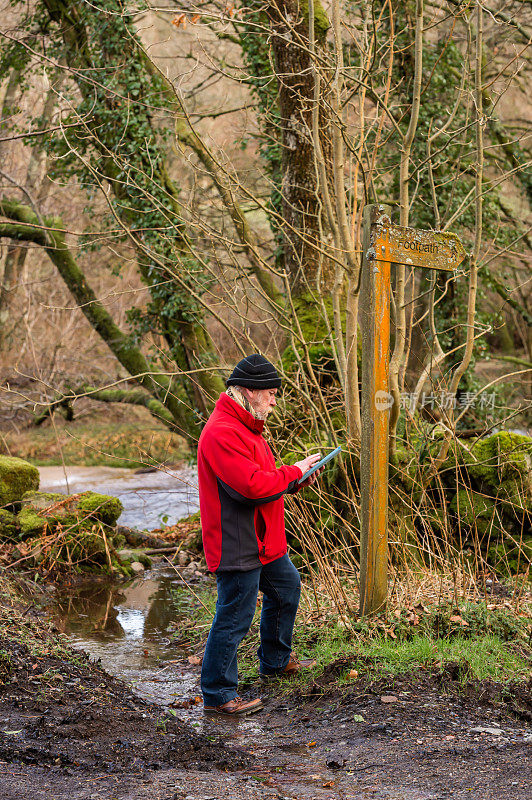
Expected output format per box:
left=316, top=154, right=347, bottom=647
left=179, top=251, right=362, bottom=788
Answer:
left=374, top=223, right=466, bottom=271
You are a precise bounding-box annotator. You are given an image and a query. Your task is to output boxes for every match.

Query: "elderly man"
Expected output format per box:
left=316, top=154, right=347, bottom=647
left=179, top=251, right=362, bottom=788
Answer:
left=197, top=353, right=322, bottom=715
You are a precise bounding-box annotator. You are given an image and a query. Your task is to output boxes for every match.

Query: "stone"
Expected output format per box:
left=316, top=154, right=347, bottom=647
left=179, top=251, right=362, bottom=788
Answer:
left=130, top=561, right=145, bottom=574
left=449, top=489, right=502, bottom=537
left=21, top=490, right=123, bottom=526
left=326, top=751, right=347, bottom=769
left=470, top=726, right=504, bottom=735
left=0, top=508, right=18, bottom=538
left=20, top=490, right=65, bottom=511
left=75, top=492, right=123, bottom=525
left=0, top=456, right=39, bottom=507
left=469, top=432, right=532, bottom=505
left=18, top=508, right=49, bottom=538
left=117, top=549, right=152, bottom=569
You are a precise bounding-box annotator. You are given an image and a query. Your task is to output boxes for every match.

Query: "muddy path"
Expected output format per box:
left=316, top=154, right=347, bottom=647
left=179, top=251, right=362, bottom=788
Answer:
left=1, top=651, right=530, bottom=800
left=0, top=570, right=530, bottom=800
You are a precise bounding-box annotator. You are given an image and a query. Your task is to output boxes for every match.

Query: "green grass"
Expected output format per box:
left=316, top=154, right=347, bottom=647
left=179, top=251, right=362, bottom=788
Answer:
left=346, top=634, right=530, bottom=683
left=168, top=582, right=532, bottom=686
left=291, top=600, right=532, bottom=685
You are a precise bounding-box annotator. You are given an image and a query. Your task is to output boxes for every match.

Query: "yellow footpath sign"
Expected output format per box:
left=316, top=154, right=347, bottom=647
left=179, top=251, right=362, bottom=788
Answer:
left=374, top=223, right=466, bottom=271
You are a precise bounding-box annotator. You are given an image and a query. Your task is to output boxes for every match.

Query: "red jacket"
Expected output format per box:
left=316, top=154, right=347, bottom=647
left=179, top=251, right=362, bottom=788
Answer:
left=197, top=393, right=303, bottom=572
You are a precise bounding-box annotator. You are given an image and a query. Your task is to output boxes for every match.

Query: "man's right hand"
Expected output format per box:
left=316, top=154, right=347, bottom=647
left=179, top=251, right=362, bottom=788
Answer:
left=294, top=453, right=322, bottom=476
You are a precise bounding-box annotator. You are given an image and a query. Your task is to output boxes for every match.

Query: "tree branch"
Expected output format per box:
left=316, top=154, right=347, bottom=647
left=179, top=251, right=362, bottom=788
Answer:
left=0, top=198, right=191, bottom=432
left=34, top=386, right=178, bottom=431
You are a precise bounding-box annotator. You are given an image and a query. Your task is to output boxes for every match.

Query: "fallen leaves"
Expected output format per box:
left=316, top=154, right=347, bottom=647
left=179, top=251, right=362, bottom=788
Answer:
left=449, top=615, right=469, bottom=627
left=170, top=696, right=202, bottom=709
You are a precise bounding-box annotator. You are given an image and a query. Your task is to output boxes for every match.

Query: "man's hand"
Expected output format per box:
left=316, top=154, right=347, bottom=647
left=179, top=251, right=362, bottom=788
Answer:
left=300, top=466, right=323, bottom=487
left=294, top=453, right=323, bottom=487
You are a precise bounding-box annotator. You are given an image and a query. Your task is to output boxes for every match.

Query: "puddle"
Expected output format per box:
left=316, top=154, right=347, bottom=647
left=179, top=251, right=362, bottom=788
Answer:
left=52, top=568, right=263, bottom=737
left=39, top=464, right=199, bottom=529
left=53, top=571, right=196, bottom=704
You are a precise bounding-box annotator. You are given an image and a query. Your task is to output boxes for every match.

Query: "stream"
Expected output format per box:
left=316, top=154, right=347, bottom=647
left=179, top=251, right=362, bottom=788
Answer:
left=52, top=569, right=198, bottom=708
left=50, top=566, right=263, bottom=738
left=38, top=464, right=200, bottom=530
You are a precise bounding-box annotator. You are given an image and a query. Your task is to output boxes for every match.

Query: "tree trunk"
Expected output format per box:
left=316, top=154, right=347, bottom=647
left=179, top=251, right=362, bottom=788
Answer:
left=0, top=79, right=59, bottom=349
left=265, top=0, right=331, bottom=291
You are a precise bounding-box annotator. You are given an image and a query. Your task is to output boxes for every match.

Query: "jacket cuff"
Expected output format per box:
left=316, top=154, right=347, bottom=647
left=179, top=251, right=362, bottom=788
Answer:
left=285, top=465, right=303, bottom=495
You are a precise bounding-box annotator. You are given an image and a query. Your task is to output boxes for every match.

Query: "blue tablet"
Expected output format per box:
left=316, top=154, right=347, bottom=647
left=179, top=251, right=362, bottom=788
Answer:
left=297, top=446, right=342, bottom=484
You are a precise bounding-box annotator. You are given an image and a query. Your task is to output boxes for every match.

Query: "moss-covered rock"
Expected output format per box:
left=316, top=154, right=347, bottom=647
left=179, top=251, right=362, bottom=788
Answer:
left=391, top=445, right=418, bottom=493
left=18, top=508, right=49, bottom=538
left=449, top=489, right=505, bottom=537
left=0, top=508, right=18, bottom=539
left=76, top=492, right=123, bottom=525
left=117, top=548, right=152, bottom=569
left=468, top=432, right=532, bottom=510
left=420, top=431, right=532, bottom=542
left=20, top=491, right=65, bottom=512
left=21, top=490, right=123, bottom=526
left=23, top=525, right=110, bottom=568
left=0, top=456, right=39, bottom=507
left=63, top=528, right=108, bottom=562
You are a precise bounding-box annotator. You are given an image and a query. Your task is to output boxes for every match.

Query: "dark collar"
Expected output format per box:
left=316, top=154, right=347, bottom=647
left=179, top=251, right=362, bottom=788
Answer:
left=216, top=392, right=264, bottom=434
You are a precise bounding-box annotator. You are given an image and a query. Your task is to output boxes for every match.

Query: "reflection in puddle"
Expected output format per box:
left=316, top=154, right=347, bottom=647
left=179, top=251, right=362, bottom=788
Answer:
left=52, top=569, right=264, bottom=738
left=53, top=571, right=199, bottom=707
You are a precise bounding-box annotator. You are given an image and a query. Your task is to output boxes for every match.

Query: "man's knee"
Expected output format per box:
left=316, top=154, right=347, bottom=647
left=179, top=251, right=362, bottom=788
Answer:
left=279, top=569, right=301, bottom=611
left=215, top=574, right=259, bottom=630
left=261, top=556, right=301, bottom=609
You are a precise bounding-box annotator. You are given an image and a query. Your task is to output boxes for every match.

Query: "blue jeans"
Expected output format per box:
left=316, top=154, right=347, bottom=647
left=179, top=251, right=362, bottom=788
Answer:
left=201, top=554, right=301, bottom=706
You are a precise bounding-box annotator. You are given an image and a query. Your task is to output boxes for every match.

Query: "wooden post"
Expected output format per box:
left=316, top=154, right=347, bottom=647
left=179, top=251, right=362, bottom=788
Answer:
left=359, top=204, right=392, bottom=616
left=358, top=209, right=465, bottom=616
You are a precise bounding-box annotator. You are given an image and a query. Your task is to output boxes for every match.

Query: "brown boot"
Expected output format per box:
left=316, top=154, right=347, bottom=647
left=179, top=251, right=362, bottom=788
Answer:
left=260, top=654, right=317, bottom=680
left=203, top=696, right=264, bottom=715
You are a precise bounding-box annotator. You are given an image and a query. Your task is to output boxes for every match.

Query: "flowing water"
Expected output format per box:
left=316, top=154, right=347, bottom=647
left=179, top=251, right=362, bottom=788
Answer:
left=38, top=464, right=199, bottom=530
left=53, top=570, right=199, bottom=706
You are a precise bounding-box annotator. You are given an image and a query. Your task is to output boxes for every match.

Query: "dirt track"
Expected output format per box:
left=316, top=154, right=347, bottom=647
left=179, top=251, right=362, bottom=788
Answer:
left=0, top=624, right=530, bottom=800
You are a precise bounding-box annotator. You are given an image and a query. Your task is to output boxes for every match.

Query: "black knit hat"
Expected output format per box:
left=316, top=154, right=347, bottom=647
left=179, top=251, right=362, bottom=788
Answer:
left=226, top=354, right=281, bottom=390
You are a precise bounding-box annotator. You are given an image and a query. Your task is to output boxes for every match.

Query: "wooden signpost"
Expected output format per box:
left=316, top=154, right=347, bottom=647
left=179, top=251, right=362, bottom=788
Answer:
left=359, top=205, right=466, bottom=616
left=376, top=222, right=466, bottom=272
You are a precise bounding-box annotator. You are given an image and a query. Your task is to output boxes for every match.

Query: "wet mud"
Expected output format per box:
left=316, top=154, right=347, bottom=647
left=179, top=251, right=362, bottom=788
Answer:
left=0, top=571, right=530, bottom=799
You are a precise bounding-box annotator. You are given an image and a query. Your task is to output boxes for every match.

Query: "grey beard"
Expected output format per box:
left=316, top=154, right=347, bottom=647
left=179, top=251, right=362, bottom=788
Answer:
left=226, top=385, right=272, bottom=421
left=226, top=385, right=260, bottom=419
